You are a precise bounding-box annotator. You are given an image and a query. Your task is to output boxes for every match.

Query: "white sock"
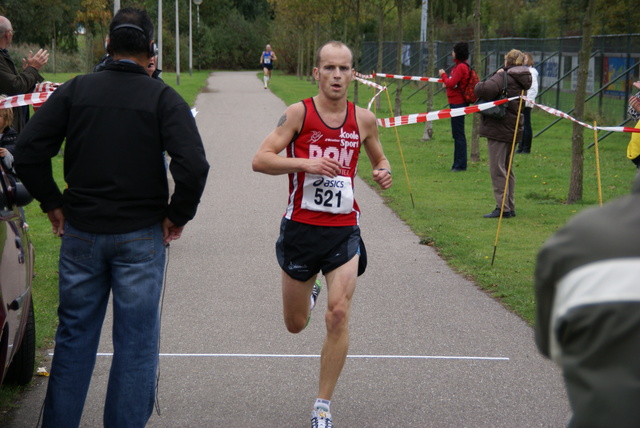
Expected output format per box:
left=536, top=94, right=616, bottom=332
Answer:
left=264, top=76, right=267, bottom=85
left=314, top=398, right=331, bottom=412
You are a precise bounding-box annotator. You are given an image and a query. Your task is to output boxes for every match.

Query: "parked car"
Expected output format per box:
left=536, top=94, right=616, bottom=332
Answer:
left=0, top=166, right=35, bottom=386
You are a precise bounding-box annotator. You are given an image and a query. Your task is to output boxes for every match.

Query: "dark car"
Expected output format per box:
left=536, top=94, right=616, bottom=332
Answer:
left=0, top=167, right=35, bottom=386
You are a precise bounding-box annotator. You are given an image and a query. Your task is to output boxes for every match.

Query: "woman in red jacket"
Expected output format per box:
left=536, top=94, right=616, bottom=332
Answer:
left=439, top=42, right=471, bottom=172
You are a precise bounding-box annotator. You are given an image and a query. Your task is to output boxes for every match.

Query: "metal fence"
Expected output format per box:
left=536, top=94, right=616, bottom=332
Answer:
left=361, top=35, right=640, bottom=129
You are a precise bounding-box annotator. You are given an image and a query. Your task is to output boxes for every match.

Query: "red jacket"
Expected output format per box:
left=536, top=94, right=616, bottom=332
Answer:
left=440, top=59, right=470, bottom=105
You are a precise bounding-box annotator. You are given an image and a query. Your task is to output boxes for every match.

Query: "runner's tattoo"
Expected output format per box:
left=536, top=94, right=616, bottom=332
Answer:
left=277, top=114, right=287, bottom=127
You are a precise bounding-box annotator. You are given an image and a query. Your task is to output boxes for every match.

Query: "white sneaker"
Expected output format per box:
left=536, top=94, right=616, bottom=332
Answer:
left=311, top=409, right=333, bottom=428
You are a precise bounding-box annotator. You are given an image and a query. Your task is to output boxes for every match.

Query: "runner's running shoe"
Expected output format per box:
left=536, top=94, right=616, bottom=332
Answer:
left=306, top=280, right=322, bottom=328
left=311, top=409, right=333, bottom=428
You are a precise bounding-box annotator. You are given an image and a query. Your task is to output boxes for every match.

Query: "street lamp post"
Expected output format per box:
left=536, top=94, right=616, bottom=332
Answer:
left=193, top=0, right=203, bottom=71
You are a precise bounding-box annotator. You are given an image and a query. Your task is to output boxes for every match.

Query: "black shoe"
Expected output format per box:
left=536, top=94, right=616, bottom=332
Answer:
left=450, top=167, right=466, bottom=172
left=483, top=208, right=515, bottom=218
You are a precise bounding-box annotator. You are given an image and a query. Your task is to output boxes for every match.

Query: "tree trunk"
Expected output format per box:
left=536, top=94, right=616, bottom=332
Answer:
left=375, top=3, right=385, bottom=111
left=353, top=0, right=360, bottom=104
left=567, top=0, right=597, bottom=203
left=394, top=0, right=404, bottom=116
left=422, top=1, right=434, bottom=140
left=297, top=35, right=302, bottom=79
left=470, top=0, right=481, bottom=162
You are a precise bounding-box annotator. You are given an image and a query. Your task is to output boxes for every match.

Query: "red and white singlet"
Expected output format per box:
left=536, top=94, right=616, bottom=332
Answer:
left=284, top=97, right=362, bottom=226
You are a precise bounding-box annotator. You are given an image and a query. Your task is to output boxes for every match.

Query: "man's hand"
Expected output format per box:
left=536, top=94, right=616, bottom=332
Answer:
left=22, top=49, right=49, bottom=71
left=630, top=96, right=640, bottom=113
left=372, top=168, right=392, bottom=190
left=305, top=157, right=341, bottom=177
left=162, top=218, right=184, bottom=246
left=47, top=208, right=65, bottom=237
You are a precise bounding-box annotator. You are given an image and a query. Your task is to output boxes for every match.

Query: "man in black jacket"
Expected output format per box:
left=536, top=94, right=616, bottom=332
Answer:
left=14, top=8, right=209, bottom=428
left=0, top=15, right=48, bottom=132
left=535, top=174, right=640, bottom=427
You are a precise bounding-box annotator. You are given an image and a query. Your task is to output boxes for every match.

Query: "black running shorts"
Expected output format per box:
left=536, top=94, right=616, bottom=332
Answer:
left=276, top=218, right=367, bottom=282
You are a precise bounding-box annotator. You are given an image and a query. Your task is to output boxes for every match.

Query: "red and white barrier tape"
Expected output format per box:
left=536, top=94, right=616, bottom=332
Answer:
left=371, top=72, right=443, bottom=83
left=355, top=71, right=373, bottom=79
left=354, top=76, right=387, bottom=111
left=522, top=96, right=640, bottom=133
left=0, top=91, right=52, bottom=110
left=0, top=81, right=61, bottom=111
left=354, top=76, right=385, bottom=91
left=34, top=81, right=61, bottom=93
left=355, top=71, right=442, bottom=83
left=377, top=97, right=516, bottom=128
left=377, top=95, right=640, bottom=133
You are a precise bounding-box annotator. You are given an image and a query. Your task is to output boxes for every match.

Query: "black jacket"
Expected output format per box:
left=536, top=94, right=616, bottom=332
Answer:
left=14, top=60, right=209, bottom=233
left=0, top=49, right=44, bottom=132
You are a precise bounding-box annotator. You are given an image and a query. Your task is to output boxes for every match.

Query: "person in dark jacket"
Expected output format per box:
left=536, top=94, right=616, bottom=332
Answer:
left=0, top=15, right=48, bottom=132
left=534, top=173, right=640, bottom=428
left=439, top=42, right=471, bottom=172
left=474, top=49, right=531, bottom=218
left=14, top=8, right=209, bottom=428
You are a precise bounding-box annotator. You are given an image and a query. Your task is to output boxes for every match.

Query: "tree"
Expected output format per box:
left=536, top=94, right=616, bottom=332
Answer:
left=469, top=0, right=481, bottom=162
left=422, top=0, right=434, bottom=140
left=372, top=0, right=394, bottom=110
left=567, top=0, right=597, bottom=204
left=393, top=0, right=405, bottom=116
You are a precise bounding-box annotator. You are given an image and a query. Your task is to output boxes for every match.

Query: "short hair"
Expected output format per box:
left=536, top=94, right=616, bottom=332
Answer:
left=315, top=41, right=353, bottom=68
left=504, top=49, right=525, bottom=66
left=453, top=42, right=469, bottom=61
left=108, top=8, right=155, bottom=58
left=0, top=97, right=13, bottom=130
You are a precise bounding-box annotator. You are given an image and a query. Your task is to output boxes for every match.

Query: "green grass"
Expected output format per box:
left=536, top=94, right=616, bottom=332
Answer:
left=0, top=70, right=211, bottom=411
left=266, top=71, right=636, bottom=323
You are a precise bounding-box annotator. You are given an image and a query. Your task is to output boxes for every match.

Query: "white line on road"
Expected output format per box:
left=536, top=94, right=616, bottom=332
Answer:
left=82, top=353, right=509, bottom=361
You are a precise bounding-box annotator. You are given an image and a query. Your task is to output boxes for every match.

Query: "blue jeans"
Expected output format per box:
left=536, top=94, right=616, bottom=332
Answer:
left=450, top=103, right=468, bottom=170
left=43, top=222, right=166, bottom=428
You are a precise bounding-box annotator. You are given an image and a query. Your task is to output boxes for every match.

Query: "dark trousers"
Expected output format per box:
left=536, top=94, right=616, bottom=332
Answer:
left=518, top=107, right=533, bottom=153
left=450, top=103, right=468, bottom=170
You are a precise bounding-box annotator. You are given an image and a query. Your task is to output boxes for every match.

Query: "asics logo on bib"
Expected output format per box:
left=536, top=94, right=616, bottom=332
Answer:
left=312, top=177, right=345, bottom=188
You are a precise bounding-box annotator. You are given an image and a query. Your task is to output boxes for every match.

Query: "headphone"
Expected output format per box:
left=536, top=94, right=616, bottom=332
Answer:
left=109, top=23, right=158, bottom=57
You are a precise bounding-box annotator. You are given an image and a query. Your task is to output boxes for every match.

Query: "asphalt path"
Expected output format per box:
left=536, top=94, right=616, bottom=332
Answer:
left=7, top=71, right=570, bottom=427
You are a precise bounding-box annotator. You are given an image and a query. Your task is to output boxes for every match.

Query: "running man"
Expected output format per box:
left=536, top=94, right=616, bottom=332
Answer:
left=260, top=43, right=277, bottom=89
left=252, top=40, right=392, bottom=428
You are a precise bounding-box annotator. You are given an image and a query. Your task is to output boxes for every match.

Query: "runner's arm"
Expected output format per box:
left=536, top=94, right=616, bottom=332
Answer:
left=358, top=107, right=392, bottom=190
left=252, top=103, right=341, bottom=177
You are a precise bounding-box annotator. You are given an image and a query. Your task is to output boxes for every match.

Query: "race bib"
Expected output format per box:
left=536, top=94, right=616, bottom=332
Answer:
left=264, top=56, right=271, bottom=64
left=301, top=174, right=354, bottom=214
